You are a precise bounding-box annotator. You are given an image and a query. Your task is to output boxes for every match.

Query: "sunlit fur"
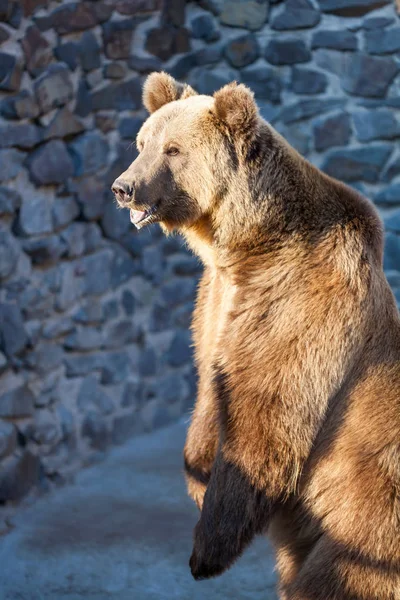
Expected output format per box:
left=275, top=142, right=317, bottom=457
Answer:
left=117, top=72, right=400, bottom=599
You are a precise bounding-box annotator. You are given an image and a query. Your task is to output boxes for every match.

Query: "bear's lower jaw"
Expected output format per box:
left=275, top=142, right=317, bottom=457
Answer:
left=130, top=204, right=158, bottom=229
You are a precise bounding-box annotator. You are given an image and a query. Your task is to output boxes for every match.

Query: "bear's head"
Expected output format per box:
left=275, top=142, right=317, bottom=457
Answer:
left=112, top=72, right=260, bottom=234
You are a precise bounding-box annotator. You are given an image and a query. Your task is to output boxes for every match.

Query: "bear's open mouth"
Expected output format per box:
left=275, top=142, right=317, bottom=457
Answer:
left=130, top=204, right=158, bottom=230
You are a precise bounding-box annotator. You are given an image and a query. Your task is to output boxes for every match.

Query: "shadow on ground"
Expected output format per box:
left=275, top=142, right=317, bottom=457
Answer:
left=0, top=420, right=277, bottom=600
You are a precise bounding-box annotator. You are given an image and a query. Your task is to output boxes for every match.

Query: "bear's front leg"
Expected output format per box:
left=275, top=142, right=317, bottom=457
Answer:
left=190, top=448, right=272, bottom=580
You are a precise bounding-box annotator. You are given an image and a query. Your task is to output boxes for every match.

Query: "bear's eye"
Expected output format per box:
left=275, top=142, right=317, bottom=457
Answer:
left=166, top=146, right=179, bottom=157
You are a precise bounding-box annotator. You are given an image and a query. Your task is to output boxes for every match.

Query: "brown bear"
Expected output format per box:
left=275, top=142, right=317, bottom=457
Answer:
left=112, top=72, right=400, bottom=599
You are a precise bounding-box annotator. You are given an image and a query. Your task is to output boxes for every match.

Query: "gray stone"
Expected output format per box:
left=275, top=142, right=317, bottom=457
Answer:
left=161, top=0, right=186, bottom=26
left=0, top=421, right=16, bottom=460
left=110, top=247, right=137, bottom=289
left=172, top=302, right=195, bottom=329
left=353, top=109, right=400, bottom=142
left=121, top=380, right=143, bottom=408
left=112, top=413, right=144, bottom=445
left=314, top=48, right=347, bottom=76
left=116, top=0, right=160, bottom=14
left=69, top=132, right=109, bottom=177
left=103, top=62, right=126, bottom=79
left=19, top=194, right=53, bottom=235
left=95, top=111, right=118, bottom=133
left=291, top=67, right=327, bottom=94
left=189, top=67, right=237, bottom=95
left=80, top=249, right=113, bottom=296
left=271, top=0, right=320, bottom=29
left=0, top=231, right=19, bottom=279
left=311, top=29, right=357, bottom=51
left=191, top=13, right=220, bottom=41
left=318, top=0, right=391, bottom=16
left=0, top=186, right=21, bottom=216
left=0, top=149, right=25, bottom=181
left=224, top=33, right=259, bottom=68
left=166, top=330, right=192, bottom=367
left=22, top=235, right=65, bottom=265
left=169, top=53, right=199, bottom=80
left=21, top=0, right=48, bottom=17
left=170, top=254, right=202, bottom=276
left=275, top=122, right=309, bottom=154
left=104, top=320, right=141, bottom=349
left=75, top=79, right=91, bottom=117
left=101, top=201, right=132, bottom=240
left=158, top=373, right=189, bottom=405
left=0, top=451, right=41, bottom=502
left=375, top=184, right=400, bottom=205
left=161, top=278, right=197, bottom=306
left=242, top=65, right=282, bottom=103
left=121, top=290, right=136, bottom=316
left=128, top=54, right=162, bottom=73
left=118, top=116, right=144, bottom=140
left=142, top=246, right=164, bottom=283
left=280, top=98, right=345, bottom=124
left=82, top=411, right=110, bottom=451
left=43, top=108, right=84, bottom=140
left=29, top=409, right=61, bottom=446
left=73, top=176, right=106, bottom=221
left=138, top=347, right=157, bottom=376
left=0, top=23, right=10, bottom=43
left=64, top=325, right=103, bottom=351
left=313, top=112, right=352, bottom=152
left=149, top=303, right=171, bottom=332
left=90, top=78, right=142, bottom=112
left=48, top=2, right=98, bottom=34
left=77, top=375, right=114, bottom=415
left=0, top=90, right=39, bottom=120
left=73, top=301, right=104, bottom=325
left=21, top=24, right=52, bottom=76
left=54, top=41, right=80, bottom=71
left=0, top=384, right=35, bottom=417
left=195, top=42, right=223, bottom=66
left=103, top=18, right=135, bottom=60
left=322, top=144, right=392, bottom=183
left=383, top=232, right=400, bottom=271
left=265, top=38, right=311, bottom=65
left=34, top=64, right=74, bottom=114
left=341, top=53, right=399, bottom=98
left=60, top=222, right=102, bottom=258
left=381, top=156, right=400, bottom=183
left=42, top=316, right=74, bottom=339
left=52, top=196, right=80, bottom=229
left=79, top=248, right=113, bottom=296
left=362, top=16, right=394, bottom=29
left=103, top=299, right=119, bottom=320
left=0, top=53, right=22, bottom=92
left=0, top=303, right=27, bottom=357
left=384, top=210, right=400, bottom=234
left=79, top=31, right=101, bottom=71
left=65, top=351, right=130, bottom=384
left=24, top=341, right=63, bottom=374
left=365, top=29, right=400, bottom=55
left=0, top=123, right=41, bottom=149
left=219, top=0, right=269, bottom=30
left=145, top=25, right=190, bottom=61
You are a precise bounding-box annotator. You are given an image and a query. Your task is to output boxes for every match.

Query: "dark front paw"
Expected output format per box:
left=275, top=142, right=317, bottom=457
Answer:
left=189, top=521, right=227, bottom=580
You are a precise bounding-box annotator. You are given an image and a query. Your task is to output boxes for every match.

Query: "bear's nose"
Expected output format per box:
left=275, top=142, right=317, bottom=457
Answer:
left=112, top=179, right=134, bottom=206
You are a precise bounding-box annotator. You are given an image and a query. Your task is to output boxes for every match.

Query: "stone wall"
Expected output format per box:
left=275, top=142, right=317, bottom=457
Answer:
left=1, top=0, right=400, bottom=504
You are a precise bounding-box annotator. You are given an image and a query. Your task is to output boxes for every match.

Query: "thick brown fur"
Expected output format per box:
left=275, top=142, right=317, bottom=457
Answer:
left=113, top=73, right=400, bottom=599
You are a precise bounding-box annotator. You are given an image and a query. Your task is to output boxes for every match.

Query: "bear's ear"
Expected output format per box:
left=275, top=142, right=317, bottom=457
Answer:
left=143, top=72, right=197, bottom=114
left=213, top=82, right=258, bottom=140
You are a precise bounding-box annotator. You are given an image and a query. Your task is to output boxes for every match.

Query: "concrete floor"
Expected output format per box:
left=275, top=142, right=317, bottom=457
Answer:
left=0, top=419, right=278, bottom=600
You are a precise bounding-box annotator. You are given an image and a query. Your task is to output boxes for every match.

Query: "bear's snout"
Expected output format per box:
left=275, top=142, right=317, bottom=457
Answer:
left=112, top=178, right=134, bottom=207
